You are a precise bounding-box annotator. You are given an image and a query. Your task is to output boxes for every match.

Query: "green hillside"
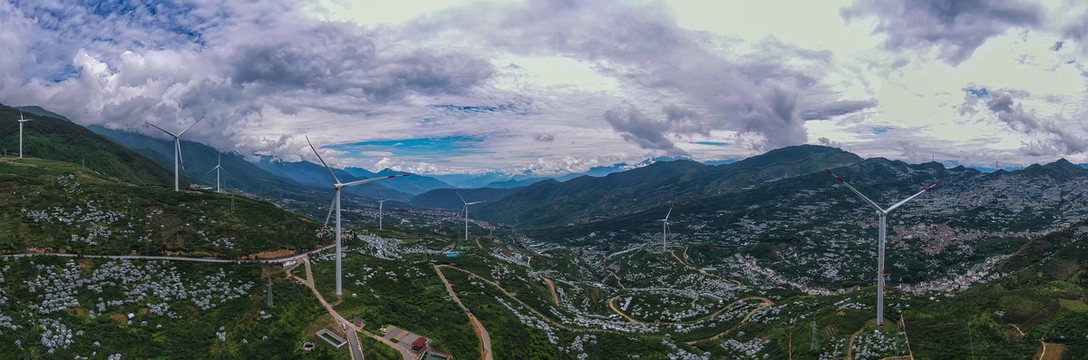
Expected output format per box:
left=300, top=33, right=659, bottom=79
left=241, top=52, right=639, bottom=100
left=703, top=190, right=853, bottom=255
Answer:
left=0, top=104, right=176, bottom=187
left=474, top=145, right=863, bottom=229
left=0, top=158, right=326, bottom=258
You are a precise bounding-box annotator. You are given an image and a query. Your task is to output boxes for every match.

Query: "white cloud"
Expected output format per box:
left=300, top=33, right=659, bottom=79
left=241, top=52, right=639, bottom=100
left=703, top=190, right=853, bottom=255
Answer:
left=1, top=0, right=1087, bottom=176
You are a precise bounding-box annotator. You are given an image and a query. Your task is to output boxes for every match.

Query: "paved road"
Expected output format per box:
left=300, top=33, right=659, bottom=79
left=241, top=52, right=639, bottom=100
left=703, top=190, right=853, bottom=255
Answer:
left=288, top=257, right=415, bottom=360
left=346, top=327, right=365, bottom=360
left=435, top=264, right=625, bottom=335
left=0, top=245, right=335, bottom=264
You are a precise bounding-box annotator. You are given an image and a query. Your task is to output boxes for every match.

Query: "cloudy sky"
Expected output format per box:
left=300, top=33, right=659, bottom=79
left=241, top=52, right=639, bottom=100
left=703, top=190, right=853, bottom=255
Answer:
left=2, top=0, right=1087, bottom=175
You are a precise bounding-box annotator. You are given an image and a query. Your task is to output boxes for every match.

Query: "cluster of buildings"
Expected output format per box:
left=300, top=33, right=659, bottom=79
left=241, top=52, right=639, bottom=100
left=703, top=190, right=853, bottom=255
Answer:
left=897, top=255, right=1010, bottom=294
left=736, top=254, right=858, bottom=296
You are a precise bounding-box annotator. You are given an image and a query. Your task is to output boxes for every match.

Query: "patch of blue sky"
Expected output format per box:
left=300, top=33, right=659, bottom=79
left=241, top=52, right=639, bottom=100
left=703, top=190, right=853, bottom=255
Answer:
left=430, top=103, right=527, bottom=116
left=872, top=127, right=892, bottom=134
left=691, top=141, right=730, bottom=146
left=47, top=64, right=81, bottom=83
left=967, top=88, right=990, bottom=99
left=328, top=136, right=488, bottom=159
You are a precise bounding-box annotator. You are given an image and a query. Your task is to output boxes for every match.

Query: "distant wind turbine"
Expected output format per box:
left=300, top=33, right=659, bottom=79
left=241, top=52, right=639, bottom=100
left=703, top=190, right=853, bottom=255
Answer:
left=455, top=191, right=485, bottom=241
left=378, top=194, right=385, bottom=231
left=826, top=168, right=940, bottom=327
left=17, top=110, right=31, bottom=159
left=145, top=116, right=203, bottom=191
left=656, top=205, right=674, bottom=252
left=308, top=136, right=409, bottom=296
left=205, top=152, right=225, bottom=192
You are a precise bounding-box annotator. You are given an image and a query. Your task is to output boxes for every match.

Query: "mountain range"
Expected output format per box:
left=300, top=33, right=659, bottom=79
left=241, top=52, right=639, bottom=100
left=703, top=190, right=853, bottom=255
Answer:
left=473, top=145, right=863, bottom=229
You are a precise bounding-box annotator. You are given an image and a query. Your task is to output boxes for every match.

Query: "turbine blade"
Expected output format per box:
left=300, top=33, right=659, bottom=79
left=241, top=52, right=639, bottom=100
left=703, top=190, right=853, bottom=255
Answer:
left=665, top=205, right=673, bottom=221
left=176, top=115, right=204, bottom=137
left=465, top=200, right=485, bottom=206
left=305, top=135, right=341, bottom=184
left=454, top=190, right=467, bottom=204
left=144, top=121, right=177, bottom=137
left=341, top=174, right=410, bottom=188
left=176, top=140, right=187, bottom=173
left=826, top=169, right=883, bottom=212
left=886, top=180, right=941, bottom=212
left=322, top=195, right=337, bottom=234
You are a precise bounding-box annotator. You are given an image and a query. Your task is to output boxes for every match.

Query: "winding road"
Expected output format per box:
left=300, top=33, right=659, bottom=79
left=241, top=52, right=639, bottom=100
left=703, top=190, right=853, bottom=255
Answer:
left=0, top=244, right=335, bottom=264
left=671, top=248, right=742, bottom=288
left=434, top=264, right=493, bottom=360
left=287, top=256, right=415, bottom=360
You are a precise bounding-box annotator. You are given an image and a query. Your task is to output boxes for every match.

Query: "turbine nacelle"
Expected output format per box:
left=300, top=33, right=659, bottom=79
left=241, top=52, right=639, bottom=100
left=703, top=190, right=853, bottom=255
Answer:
left=144, top=115, right=203, bottom=191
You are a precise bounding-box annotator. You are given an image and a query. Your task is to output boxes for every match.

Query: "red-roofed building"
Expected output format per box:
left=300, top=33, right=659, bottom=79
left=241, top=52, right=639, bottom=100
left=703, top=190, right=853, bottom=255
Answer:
left=411, top=337, right=430, bottom=352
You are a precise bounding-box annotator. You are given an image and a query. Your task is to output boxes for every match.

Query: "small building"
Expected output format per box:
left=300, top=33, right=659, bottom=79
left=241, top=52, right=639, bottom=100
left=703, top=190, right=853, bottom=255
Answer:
left=411, top=336, right=430, bottom=352
left=353, top=317, right=365, bottom=327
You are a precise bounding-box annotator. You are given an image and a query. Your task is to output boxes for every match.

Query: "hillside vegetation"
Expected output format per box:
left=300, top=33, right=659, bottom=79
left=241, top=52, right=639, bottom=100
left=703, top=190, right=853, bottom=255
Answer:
left=0, top=158, right=324, bottom=258
left=475, top=145, right=863, bottom=229
left=0, top=104, right=175, bottom=187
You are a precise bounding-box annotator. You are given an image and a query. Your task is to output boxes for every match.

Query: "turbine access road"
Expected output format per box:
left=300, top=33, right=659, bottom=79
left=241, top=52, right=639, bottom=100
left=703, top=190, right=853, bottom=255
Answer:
left=434, top=264, right=493, bottom=360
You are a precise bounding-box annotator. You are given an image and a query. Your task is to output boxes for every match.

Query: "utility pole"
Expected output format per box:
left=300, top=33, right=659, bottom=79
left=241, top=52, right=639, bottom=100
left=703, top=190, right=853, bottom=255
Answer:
left=267, top=277, right=273, bottom=307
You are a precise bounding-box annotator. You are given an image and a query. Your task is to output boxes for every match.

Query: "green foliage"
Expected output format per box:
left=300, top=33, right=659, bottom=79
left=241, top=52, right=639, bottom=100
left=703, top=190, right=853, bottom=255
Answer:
left=0, top=258, right=341, bottom=359
left=0, top=158, right=323, bottom=257
left=0, top=105, right=175, bottom=187
left=309, top=254, right=480, bottom=358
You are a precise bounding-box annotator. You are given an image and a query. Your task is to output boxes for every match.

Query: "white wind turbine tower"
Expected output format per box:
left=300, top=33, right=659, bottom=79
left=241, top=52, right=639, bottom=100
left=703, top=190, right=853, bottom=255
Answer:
left=377, top=194, right=385, bottom=231
left=455, top=191, right=485, bottom=241
left=826, top=168, right=940, bottom=326
left=145, top=116, right=203, bottom=191
left=206, top=152, right=225, bottom=192
left=17, top=110, right=31, bottom=159
left=308, top=136, right=409, bottom=296
left=656, top=205, right=674, bottom=252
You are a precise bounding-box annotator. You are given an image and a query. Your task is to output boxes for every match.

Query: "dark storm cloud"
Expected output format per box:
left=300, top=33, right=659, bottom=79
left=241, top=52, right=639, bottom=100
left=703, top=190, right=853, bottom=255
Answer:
left=223, top=22, right=493, bottom=103
left=0, top=1, right=497, bottom=154
left=604, top=104, right=688, bottom=156
left=412, top=0, right=872, bottom=150
left=800, top=99, right=880, bottom=120
left=974, top=89, right=1088, bottom=156
left=843, top=0, right=1045, bottom=64
left=533, top=133, right=555, bottom=142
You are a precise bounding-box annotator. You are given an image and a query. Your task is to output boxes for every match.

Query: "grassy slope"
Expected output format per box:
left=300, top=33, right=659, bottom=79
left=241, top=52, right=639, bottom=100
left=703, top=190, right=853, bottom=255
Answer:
left=0, top=158, right=325, bottom=257
left=0, top=105, right=176, bottom=187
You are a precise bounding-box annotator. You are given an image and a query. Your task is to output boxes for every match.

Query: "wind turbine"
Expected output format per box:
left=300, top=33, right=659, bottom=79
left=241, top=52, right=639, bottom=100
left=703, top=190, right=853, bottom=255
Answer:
left=377, top=194, right=385, bottom=231
left=455, top=191, right=485, bottom=241
left=17, top=110, right=31, bottom=159
left=205, top=152, right=225, bottom=192
left=826, top=168, right=940, bottom=326
left=308, top=136, right=409, bottom=296
left=656, top=205, right=673, bottom=252
left=145, top=116, right=203, bottom=191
